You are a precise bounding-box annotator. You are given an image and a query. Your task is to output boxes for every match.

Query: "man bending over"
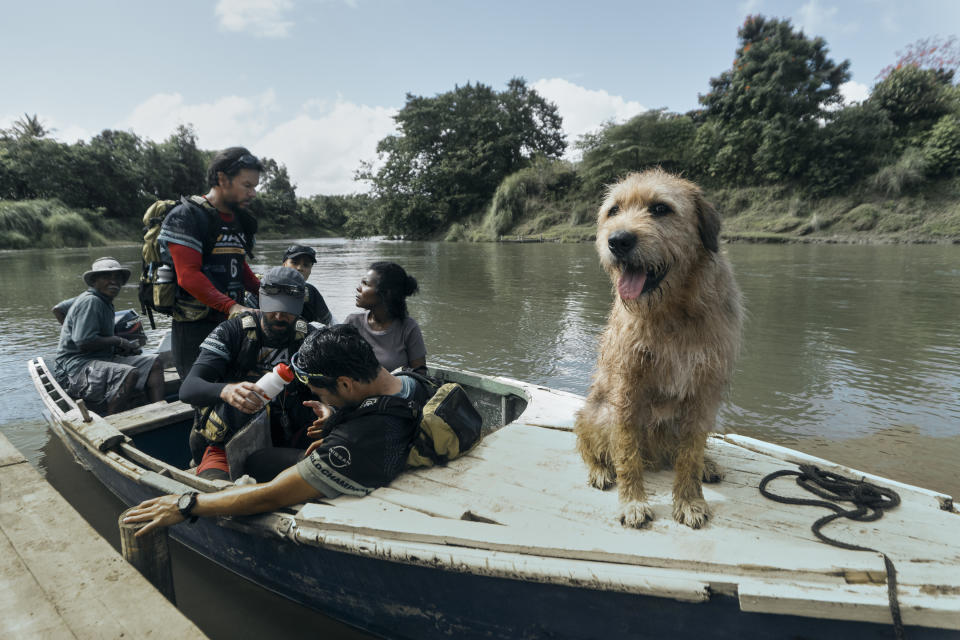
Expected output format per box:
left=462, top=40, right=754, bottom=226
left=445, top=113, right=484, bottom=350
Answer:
left=124, top=324, right=428, bottom=534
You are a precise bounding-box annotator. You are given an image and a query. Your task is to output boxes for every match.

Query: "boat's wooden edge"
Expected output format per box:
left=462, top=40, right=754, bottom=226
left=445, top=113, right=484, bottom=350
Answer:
left=718, top=433, right=956, bottom=511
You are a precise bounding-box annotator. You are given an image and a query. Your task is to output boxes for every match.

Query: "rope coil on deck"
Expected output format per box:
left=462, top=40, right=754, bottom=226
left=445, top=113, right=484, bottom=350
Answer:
left=759, top=464, right=904, bottom=640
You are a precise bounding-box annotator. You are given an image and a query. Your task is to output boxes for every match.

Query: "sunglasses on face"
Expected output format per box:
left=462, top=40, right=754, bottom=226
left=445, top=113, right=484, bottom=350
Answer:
left=291, top=352, right=335, bottom=386
left=260, top=283, right=305, bottom=298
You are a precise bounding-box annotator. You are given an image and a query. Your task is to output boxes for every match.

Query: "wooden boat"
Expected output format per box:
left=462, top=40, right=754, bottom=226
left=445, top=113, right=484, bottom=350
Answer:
left=27, top=356, right=960, bottom=639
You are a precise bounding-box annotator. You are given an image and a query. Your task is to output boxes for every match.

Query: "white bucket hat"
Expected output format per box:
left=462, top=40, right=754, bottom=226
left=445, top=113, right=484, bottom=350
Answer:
left=83, top=257, right=131, bottom=287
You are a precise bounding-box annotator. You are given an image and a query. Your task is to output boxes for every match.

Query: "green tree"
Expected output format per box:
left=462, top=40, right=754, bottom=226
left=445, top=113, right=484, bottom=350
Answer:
left=250, top=157, right=298, bottom=230
left=358, top=78, right=566, bottom=237
left=697, top=15, right=850, bottom=184
left=77, top=129, right=150, bottom=218
left=869, top=65, right=954, bottom=131
left=576, top=110, right=697, bottom=194
left=142, top=125, right=207, bottom=201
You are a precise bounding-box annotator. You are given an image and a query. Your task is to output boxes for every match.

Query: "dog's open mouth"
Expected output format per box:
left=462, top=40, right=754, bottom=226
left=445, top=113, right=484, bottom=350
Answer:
left=617, top=264, right=668, bottom=300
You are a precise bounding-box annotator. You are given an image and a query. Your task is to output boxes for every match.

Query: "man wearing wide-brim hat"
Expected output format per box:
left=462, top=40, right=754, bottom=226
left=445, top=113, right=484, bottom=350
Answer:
left=54, top=257, right=165, bottom=415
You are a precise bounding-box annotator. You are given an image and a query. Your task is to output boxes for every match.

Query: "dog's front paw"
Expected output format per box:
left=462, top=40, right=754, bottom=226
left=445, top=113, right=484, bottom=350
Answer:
left=587, top=465, right=616, bottom=490
left=673, top=498, right=710, bottom=529
left=702, top=457, right=723, bottom=483
left=618, top=500, right=654, bottom=528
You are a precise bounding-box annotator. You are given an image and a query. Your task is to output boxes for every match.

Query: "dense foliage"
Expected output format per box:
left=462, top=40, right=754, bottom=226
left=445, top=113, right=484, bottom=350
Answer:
left=356, top=78, right=566, bottom=237
left=2, top=17, right=959, bottom=247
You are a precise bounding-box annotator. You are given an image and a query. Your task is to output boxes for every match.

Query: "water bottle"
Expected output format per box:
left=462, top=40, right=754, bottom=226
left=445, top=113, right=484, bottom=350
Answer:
left=156, top=264, right=175, bottom=283
left=254, top=363, right=294, bottom=402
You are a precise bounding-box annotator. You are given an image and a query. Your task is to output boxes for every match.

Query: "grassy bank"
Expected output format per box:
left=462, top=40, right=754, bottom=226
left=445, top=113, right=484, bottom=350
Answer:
left=0, top=199, right=339, bottom=250
left=449, top=173, right=960, bottom=245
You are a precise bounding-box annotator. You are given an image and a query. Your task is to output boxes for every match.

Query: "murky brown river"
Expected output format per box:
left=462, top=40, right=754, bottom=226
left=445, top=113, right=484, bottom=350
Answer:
left=2, top=239, right=958, bottom=638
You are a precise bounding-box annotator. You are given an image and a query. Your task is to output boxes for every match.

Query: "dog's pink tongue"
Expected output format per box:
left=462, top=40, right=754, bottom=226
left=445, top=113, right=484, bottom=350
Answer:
left=617, top=271, right=647, bottom=300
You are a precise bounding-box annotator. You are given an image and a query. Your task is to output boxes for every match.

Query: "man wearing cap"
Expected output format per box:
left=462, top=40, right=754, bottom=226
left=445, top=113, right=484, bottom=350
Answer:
left=245, top=244, right=334, bottom=325
left=123, top=324, right=430, bottom=534
left=158, top=146, right=265, bottom=378
left=54, top=258, right=165, bottom=415
left=179, top=266, right=319, bottom=480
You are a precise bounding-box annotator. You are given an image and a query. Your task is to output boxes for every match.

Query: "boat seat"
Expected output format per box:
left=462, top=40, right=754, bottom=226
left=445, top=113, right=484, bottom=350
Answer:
left=111, top=400, right=195, bottom=436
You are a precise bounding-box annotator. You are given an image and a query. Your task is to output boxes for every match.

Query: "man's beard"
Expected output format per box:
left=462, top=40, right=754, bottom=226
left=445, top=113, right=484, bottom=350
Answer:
left=262, top=319, right=294, bottom=344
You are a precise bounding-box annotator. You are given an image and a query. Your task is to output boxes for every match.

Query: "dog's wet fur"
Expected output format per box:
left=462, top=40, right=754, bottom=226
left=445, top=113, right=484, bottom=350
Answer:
left=575, top=169, right=743, bottom=529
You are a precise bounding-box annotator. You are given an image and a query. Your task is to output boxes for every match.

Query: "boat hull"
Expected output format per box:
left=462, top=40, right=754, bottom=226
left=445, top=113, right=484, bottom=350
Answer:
left=53, top=422, right=948, bottom=640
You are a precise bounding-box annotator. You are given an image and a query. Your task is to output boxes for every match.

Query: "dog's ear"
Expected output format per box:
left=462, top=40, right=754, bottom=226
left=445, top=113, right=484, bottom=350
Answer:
left=696, top=194, right=721, bottom=253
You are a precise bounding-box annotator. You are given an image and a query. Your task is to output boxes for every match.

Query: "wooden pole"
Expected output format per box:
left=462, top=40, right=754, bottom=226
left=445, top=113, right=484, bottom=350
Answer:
left=118, top=507, right=176, bottom=604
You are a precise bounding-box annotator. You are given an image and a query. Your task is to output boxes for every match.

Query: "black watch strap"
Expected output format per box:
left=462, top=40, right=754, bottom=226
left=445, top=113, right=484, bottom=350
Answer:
left=178, top=491, right=199, bottom=524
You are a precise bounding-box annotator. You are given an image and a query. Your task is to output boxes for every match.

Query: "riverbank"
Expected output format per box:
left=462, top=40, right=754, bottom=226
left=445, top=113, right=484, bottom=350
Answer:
left=0, top=198, right=339, bottom=250
left=448, top=175, right=960, bottom=245
left=4, top=173, right=960, bottom=249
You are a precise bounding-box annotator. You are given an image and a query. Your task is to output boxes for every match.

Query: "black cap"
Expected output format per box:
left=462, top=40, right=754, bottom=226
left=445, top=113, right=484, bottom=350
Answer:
left=282, top=244, right=316, bottom=264
left=259, top=267, right=306, bottom=316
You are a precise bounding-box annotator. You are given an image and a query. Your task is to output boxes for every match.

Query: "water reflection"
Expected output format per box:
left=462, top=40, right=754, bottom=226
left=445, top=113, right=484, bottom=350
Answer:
left=1, top=241, right=958, bottom=498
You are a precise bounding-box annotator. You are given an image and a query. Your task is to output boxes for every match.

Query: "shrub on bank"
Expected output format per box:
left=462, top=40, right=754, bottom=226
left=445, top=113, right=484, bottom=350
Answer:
left=0, top=199, right=106, bottom=248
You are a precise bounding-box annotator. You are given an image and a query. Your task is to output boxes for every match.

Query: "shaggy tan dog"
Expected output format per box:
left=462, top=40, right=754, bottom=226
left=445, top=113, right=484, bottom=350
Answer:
left=575, top=169, right=742, bottom=529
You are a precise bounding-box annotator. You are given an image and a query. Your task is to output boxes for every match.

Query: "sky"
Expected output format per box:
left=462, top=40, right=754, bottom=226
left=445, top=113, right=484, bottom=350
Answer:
left=2, top=0, right=958, bottom=196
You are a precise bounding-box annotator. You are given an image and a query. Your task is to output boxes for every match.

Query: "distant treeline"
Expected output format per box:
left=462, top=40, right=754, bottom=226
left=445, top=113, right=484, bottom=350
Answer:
left=2, top=16, right=959, bottom=248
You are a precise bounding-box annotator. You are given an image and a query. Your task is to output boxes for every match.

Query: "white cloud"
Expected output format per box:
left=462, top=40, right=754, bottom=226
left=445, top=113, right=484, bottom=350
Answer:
left=119, top=91, right=278, bottom=148
left=796, top=0, right=838, bottom=35
left=531, top=78, right=646, bottom=156
left=738, top=0, right=763, bottom=17
left=119, top=91, right=394, bottom=195
left=215, top=0, right=294, bottom=38
left=840, top=80, right=869, bottom=105
left=255, top=98, right=397, bottom=195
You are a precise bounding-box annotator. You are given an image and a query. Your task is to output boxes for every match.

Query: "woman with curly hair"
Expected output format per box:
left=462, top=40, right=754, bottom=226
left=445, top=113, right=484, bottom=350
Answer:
left=344, top=261, right=427, bottom=375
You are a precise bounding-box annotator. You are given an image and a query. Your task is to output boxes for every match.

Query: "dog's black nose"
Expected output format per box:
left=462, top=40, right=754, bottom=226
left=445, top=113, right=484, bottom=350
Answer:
left=608, top=231, right=637, bottom=258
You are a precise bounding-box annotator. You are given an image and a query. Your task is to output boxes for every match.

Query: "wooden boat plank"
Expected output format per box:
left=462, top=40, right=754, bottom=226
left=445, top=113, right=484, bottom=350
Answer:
left=380, top=428, right=960, bottom=594
left=738, top=577, right=960, bottom=630
left=288, top=524, right=715, bottom=602
left=0, top=441, right=206, bottom=639
left=295, top=500, right=887, bottom=581
left=719, top=433, right=953, bottom=510
left=111, top=400, right=194, bottom=435
left=451, top=424, right=959, bottom=546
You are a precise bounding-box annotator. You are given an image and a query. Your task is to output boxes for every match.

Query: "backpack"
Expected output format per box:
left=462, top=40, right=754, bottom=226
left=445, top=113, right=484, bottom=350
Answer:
left=139, top=195, right=255, bottom=329
left=393, top=371, right=484, bottom=467
left=138, top=197, right=202, bottom=328
left=406, top=382, right=483, bottom=467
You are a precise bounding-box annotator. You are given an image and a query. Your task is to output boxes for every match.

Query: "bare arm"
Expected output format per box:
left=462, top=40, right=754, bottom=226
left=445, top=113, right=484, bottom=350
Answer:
left=123, top=466, right=321, bottom=537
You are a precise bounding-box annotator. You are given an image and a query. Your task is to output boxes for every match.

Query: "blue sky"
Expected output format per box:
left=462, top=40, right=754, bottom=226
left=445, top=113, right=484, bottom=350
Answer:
left=2, top=0, right=957, bottom=195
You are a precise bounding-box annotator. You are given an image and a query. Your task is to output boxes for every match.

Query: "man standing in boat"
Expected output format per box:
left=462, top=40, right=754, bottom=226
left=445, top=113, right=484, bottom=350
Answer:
left=124, top=324, right=429, bottom=532
left=158, top=147, right=264, bottom=378
left=182, top=266, right=319, bottom=480
left=54, top=257, right=165, bottom=415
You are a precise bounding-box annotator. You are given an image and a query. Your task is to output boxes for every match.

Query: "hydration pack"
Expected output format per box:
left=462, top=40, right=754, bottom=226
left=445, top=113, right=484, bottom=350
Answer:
left=346, top=371, right=484, bottom=468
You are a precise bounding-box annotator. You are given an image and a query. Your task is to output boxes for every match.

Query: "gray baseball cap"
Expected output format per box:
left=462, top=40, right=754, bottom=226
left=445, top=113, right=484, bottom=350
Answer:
left=259, top=266, right=306, bottom=316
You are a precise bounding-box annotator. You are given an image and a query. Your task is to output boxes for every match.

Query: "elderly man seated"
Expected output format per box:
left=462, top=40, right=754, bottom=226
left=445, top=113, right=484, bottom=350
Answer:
left=54, top=257, right=165, bottom=415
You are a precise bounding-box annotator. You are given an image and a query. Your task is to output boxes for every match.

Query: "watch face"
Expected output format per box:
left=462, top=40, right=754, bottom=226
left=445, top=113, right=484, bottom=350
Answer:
left=177, top=493, right=194, bottom=513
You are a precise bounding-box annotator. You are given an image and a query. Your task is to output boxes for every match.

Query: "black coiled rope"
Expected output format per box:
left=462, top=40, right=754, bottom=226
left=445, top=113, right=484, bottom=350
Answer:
left=759, top=464, right=904, bottom=640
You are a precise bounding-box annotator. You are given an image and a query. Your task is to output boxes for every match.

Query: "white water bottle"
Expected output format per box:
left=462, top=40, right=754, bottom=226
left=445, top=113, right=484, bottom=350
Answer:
left=255, top=363, right=294, bottom=402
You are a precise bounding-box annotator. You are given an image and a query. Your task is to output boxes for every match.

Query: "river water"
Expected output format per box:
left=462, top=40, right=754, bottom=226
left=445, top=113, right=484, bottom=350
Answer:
left=2, top=239, right=959, bottom=637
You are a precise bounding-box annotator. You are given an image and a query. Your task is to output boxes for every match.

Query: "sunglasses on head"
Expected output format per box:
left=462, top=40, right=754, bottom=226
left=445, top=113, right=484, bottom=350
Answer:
left=291, top=352, right=335, bottom=386
left=226, top=153, right=261, bottom=173
left=260, top=283, right=305, bottom=298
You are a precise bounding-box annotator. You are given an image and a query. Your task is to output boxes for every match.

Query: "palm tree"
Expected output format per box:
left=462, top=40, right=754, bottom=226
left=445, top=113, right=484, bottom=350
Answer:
left=10, top=113, right=49, bottom=139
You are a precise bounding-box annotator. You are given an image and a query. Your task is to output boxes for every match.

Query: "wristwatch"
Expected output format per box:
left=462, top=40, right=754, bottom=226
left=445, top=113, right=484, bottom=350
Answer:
left=177, top=491, right=199, bottom=524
